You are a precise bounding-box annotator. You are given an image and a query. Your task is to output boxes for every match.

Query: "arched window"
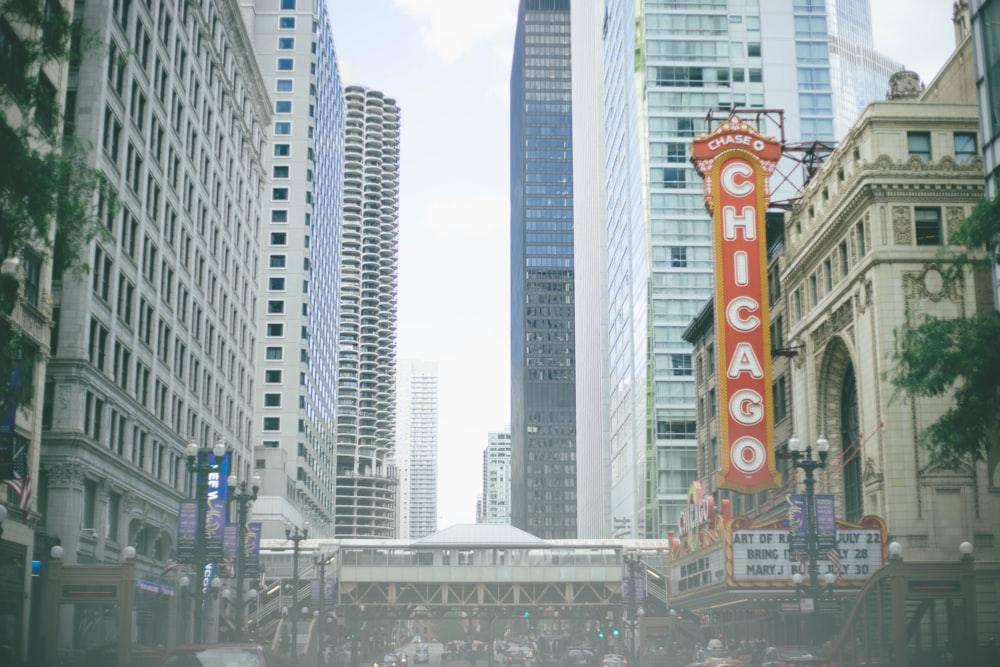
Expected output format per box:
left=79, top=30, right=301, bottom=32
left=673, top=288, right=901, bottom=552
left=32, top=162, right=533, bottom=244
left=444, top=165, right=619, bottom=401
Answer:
left=841, top=367, right=862, bottom=522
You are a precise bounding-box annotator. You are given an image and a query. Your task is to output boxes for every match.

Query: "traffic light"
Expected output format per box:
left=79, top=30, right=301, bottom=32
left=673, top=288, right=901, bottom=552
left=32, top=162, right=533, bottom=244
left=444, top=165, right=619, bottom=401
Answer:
left=523, top=610, right=531, bottom=618
left=612, top=627, right=620, bottom=638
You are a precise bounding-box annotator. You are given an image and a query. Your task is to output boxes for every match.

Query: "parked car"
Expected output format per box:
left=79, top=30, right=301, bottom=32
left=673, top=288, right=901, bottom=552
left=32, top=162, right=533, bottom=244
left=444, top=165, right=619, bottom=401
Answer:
left=759, top=646, right=835, bottom=667
left=561, top=647, right=598, bottom=667
left=601, top=655, right=628, bottom=667
left=161, top=644, right=270, bottom=667
left=415, top=646, right=431, bottom=664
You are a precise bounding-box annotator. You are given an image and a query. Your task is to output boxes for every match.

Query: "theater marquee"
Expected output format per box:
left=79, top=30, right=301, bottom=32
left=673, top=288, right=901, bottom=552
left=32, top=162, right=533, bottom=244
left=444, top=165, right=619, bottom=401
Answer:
left=691, top=119, right=782, bottom=493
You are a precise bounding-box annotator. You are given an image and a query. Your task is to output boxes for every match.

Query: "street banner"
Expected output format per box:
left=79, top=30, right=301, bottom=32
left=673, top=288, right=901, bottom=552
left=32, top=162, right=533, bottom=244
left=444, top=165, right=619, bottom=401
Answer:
left=223, top=523, right=238, bottom=561
left=177, top=499, right=198, bottom=563
left=691, top=118, right=782, bottom=493
left=787, top=495, right=807, bottom=554
left=244, top=522, right=262, bottom=577
left=816, top=495, right=837, bottom=551
left=205, top=497, right=226, bottom=562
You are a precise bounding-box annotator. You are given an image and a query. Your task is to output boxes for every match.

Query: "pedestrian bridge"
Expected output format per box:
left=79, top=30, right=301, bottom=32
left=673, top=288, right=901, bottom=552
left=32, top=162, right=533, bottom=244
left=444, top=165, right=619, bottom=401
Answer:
left=259, top=524, right=669, bottom=615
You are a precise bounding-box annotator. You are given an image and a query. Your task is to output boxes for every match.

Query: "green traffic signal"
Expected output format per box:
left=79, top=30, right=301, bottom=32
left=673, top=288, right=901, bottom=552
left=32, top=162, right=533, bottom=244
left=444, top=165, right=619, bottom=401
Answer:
left=523, top=611, right=530, bottom=617
left=612, top=629, right=620, bottom=637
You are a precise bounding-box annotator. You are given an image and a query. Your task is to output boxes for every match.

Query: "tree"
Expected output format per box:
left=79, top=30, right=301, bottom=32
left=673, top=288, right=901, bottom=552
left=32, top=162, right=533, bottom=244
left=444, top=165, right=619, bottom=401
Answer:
left=891, top=196, right=1000, bottom=466
left=1, top=0, right=113, bottom=411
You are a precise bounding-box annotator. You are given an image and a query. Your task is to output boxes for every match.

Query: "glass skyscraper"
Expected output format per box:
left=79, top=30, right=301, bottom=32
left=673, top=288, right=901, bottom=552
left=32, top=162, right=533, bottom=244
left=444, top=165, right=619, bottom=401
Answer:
left=510, top=0, right=578, bottom=538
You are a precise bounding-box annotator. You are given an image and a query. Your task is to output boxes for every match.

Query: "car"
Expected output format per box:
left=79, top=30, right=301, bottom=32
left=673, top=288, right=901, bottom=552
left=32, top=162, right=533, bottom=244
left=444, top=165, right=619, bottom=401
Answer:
left=687, top=645, right=744, bottom=667
left=161, top=644, right=270, bottom=667
left=375, top=652, right=402, bottom=667
left=561, top=647, right=598, bottom=667
left=759, top=646, right=834, bottom=667
left=415, top=647, right=431, bottom=664
left=504, top=648, right=533, bottom=665
left=601, top=655, right=628, bottom=667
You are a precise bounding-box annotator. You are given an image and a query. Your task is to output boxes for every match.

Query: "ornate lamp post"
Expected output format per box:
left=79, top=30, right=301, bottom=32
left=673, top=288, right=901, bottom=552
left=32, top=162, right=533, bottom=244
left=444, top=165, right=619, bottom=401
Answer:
left=186, top=441, right=227, bottom=643
left=787, top=434, right=830, bottom=643
left=228, top=473, right=260, bottom=639
left=286, top=522, right=309, bottom=660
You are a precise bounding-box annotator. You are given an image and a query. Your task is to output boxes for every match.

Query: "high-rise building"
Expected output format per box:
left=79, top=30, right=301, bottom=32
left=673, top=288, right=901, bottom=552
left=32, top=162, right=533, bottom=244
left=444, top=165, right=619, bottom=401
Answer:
left=479, top=431, right=512, bottom=525
left=970, top=0, right=1000, bottom=306
left=509, top=0, right=578, bottom=539
left=601, top=0, right=897, bottom=538
left=334, top=85, right=400, bottom=537
left=38, top=0, right=270, bottom=645
left=395, top=359, right=438, bottom=538
left=247, top=0, right=344, bottom=538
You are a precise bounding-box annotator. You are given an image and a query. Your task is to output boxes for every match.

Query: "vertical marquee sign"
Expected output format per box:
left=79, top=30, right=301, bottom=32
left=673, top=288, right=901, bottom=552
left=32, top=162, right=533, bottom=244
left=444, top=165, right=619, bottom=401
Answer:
left=691, top=118, right=782, bottom=493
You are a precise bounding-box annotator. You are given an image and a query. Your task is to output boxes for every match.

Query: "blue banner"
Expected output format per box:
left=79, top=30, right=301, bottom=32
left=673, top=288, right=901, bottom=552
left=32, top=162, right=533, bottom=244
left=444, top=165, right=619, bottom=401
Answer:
left=787, top=494, right=808, bottom=554
left=244, top=522, right=262, bottom=577
left=177, top=500, right=198, bottom=564
left=816, top=495, right=837, bottom=551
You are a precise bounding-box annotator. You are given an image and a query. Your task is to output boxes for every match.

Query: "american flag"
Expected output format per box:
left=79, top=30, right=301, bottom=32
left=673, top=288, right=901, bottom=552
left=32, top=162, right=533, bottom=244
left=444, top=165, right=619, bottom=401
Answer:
left=259, top=569, right=267, bottom=591
left=224, top=556, right=235, bottom=577
left=827, top=548, right=843, bottom=579
left=2, top=442, right=31, bottom=512
left=162, top=558, right=180, bottom=576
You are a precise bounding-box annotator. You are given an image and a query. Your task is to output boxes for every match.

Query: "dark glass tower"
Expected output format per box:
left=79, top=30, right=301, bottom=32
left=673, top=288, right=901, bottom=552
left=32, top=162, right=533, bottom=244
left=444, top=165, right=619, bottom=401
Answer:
left=509, top=0, right=577, bottom=538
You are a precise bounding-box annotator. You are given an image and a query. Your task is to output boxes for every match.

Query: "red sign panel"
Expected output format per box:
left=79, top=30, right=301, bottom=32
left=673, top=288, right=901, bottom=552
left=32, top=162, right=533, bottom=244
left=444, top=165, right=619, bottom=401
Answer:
left=691, top=119, right=782, bottom=493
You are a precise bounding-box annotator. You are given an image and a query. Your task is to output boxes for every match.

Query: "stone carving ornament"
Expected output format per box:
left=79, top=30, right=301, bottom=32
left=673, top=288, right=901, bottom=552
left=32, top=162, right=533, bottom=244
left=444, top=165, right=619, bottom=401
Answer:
left=893, top=207, right=912, bottom=245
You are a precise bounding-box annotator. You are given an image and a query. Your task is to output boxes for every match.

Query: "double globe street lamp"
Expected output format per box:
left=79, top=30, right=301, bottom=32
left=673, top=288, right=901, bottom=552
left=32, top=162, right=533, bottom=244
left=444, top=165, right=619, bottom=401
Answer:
left=186, top=441, right=227, bottom=643
left=786, top=433, right=831, bottom=643
left=228, top=472, right=260, bottom=640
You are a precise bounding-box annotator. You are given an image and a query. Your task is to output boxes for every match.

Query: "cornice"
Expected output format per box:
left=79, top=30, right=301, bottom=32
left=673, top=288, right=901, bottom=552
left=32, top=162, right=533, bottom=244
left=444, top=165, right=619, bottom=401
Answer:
left=213, top=1, right=272, bottom=140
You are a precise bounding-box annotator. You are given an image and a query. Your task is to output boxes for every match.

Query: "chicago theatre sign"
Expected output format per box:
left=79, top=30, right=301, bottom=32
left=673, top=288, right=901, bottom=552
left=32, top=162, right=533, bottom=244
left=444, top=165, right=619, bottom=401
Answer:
left=691, top=118, right=782, bottom=493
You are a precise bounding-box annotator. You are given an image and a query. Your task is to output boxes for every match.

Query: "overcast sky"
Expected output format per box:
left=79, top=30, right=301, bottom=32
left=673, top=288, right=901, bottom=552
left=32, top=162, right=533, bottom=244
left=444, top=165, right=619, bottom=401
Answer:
left=325, top=0, right=962, bottom=530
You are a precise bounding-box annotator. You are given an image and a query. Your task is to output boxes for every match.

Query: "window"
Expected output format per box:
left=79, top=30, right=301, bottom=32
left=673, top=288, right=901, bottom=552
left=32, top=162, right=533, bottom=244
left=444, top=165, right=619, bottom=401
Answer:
left=671, top=354, right=692, bottom=376
left=670, top=246, right=687, bottom=268
left=275, top=100, right=292, bottom=113
left=278, top=37, right=294, bottom=49
left=264, top=369, right=282, bottom=383
left=907, top=131, right=931, bottom=160
left=856, top=221, right=866, bottom=256
left=773, top=376, right=788, bottom=423
left=265, top=346, right=283, bottom=360
left=267, top=300, right=285, bottom=314
left=264, top=393, right=282, bottom=407
left=266, top=323, right=284, bottom=337
left=954, top=132, right=977, bottom=163
left=276, top=58, right=293, bottom=71
left=275, top=122, right=291, bottom=135
left=270, top=232, right=288, bottom=245
left=839, top=241, right=849, bottom=277
left=276, top=79, right=293, bottom=92
left=274, top=144, right=290, bottom=157
left=279, top=17, right=295, bottom=29
left=272, top=210, right=288, bottom=223
left=273, top=165, right=290, bottom=178
left=661, top=167, right=686, bottom=189
left=268, top=277, right=286, bottom=291
left=269, top=254, right=287, bottom=268
left=263, top=416, right=280, bottom=431
left=748, top=42, right=761, bottom=57
left=280, top=0, right=296, bottom=8
left=272, top=187, right=289, bottom=201
left=915, top=207, right=942, bottom=245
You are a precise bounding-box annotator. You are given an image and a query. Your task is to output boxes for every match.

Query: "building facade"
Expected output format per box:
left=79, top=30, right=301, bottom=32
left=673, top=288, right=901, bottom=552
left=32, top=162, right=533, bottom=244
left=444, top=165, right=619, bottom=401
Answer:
left=334, top=85, right=400, bottom=537
left=247, top=0, right=344, bottom=538
left=479, top=431, right=512, bottom=525
left=395, top=359, right=438, bottom=539
left=970, top=0, right=1000, bottom=306
left=0, top=1, right=74, bottom=662
left=602, top=0, right=897, bottom=539
left=39, top=0, right=270, bottom=648
left=510, top=0, right=578, bottom=539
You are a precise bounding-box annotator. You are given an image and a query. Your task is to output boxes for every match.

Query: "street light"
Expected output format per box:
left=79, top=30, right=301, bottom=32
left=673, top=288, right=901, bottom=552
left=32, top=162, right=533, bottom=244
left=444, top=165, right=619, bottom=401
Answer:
left=286, top=522, right=309, bottom=659
left=623, top=553, right=642, bottom=664
left=786, top=433, right=830, bottom=643
left=228, top=473, right=260, bottom=640
left=186, top=441, right=227, bottom=643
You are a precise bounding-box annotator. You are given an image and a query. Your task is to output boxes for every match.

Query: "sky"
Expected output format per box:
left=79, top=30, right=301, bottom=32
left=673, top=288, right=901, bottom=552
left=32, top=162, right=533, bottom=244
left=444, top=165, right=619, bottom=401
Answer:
left=325, top=0, right=962, bottom=530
